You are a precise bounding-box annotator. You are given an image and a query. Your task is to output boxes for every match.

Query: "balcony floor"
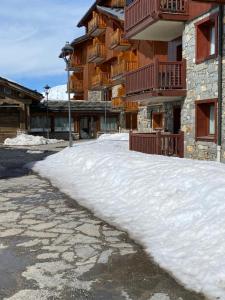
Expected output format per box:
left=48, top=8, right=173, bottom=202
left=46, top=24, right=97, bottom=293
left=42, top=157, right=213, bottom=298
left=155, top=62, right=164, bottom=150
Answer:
left=126, top=89, right=186, bottom=104
left=127, top=19, right=185, bottom=41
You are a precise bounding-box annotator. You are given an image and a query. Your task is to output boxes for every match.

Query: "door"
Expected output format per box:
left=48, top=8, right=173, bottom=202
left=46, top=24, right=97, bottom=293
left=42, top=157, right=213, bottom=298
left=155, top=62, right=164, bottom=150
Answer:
left=173, top=107, right=181, bottom=134
left=0, top=107, right=20, bottom=132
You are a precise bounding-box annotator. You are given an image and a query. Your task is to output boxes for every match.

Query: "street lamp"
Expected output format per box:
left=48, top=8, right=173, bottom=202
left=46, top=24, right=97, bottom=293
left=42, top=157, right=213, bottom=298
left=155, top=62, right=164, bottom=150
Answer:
left=59, top=42, right=74, bottom=147
left=44, top=84, right=51, bottom=139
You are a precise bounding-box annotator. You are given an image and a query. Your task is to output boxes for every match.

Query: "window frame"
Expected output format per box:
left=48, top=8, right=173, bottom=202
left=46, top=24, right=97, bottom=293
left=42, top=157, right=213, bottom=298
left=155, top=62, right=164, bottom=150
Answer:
left=152, top=112, right=164, bottom=130
left=195, top=13, right=218, bottom=64
left=195, top=99, right=217, bottom=143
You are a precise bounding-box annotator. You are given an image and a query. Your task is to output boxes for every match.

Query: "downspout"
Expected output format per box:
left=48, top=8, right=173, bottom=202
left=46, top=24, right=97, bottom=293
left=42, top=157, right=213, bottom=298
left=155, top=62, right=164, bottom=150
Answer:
left=217, top=4, right=224, bottom=162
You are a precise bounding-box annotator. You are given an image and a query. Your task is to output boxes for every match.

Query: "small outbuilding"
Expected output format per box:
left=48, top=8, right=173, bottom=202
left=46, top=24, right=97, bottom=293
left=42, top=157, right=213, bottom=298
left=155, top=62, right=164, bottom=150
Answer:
left=0, top=77, right=43, bottom=142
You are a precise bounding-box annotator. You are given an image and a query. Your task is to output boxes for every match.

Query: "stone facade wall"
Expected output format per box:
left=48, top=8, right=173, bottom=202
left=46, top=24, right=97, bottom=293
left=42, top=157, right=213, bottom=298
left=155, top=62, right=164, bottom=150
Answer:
left=182, top=8, right=221, bottom=161
left=137, top=101, right=182, bottom=133
left=138, top=106, right=151, bottom=132
left=88, top=91, right=104, bottom=102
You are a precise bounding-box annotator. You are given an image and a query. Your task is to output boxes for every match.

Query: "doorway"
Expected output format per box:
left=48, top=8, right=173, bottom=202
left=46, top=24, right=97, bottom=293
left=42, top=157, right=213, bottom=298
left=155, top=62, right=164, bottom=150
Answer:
left=173, top=107, right=181, bottom=134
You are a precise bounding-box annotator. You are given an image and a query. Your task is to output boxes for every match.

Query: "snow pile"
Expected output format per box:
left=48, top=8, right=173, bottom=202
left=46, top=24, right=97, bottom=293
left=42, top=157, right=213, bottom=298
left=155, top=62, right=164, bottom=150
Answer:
left=98, top=133, right=129, bottom=141
left=43, top=84, right=74, bottom=101
left=33, top=133, right=225, bottom=300
left=4, top=134, right=64, bottom=146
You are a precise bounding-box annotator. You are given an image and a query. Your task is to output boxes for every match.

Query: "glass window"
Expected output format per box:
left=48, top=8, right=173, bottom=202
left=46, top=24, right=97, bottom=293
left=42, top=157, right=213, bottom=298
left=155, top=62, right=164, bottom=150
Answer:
left=55, top=117, right=74, bottom=132
left=209, top=104, right=215, bottom=135
left=210, top=25, right=216, bottom=55
left=196, top=101, right=216, bottom=140
left=100, top=117, right=118, bottom=132
left=30, top=116, right=50, bottom=132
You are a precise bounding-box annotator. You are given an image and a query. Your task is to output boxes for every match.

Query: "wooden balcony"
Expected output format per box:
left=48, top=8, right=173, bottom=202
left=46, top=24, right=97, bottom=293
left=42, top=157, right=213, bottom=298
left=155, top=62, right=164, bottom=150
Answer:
left=125, top=0, right=189, bottom=41
left=110, top=29, right=131, bottom=51
left=88, top=44, right=106, bottom=63
left=111, top=0, right=125, bottom=7
left=112, top=97, right=125, bottom=109
left=88, top=14, right=106, bottom=37
left=111, top=61, right=138, bottom=82
left=192, top=0, right=225, bottom=2
left=69, top=55, right=83, bottom=73
left=91, top=72, right=111, bottom=90
left=125, top=101, right=139, bottom=111
left=69, top=79, right=83, bottom=94
left=126, top=59, right=186, bottom=100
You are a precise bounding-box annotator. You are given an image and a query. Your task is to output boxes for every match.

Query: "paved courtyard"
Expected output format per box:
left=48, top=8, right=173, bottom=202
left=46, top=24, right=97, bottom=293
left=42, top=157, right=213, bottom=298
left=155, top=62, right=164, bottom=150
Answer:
left=0, top=146, right=205, bottom=300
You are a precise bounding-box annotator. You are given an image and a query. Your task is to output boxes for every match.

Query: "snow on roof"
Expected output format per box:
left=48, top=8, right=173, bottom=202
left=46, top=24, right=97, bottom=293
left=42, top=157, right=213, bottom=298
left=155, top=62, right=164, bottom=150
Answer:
left=97, top=6, right=124, bottom=22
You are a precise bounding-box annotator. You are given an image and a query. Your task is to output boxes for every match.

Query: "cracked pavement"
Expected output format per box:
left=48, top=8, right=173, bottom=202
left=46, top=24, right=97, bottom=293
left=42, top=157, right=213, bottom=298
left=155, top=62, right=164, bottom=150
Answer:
left=0, top=147, right=205, bottom=300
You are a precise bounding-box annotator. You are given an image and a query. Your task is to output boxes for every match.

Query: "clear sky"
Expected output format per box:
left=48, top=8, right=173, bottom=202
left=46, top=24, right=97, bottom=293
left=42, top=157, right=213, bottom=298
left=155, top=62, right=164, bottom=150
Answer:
left=0, top=0, right=93, bottom=92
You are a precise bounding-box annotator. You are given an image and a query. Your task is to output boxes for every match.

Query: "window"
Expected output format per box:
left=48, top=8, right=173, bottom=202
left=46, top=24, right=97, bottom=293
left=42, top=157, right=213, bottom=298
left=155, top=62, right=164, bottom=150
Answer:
left=30, top=116, right=50, bottom=132
left=100, top=117, right=118, bottom=132
left=55, top=117, right=74, bottom=132
left=195, top=99, right=217, bottom=141
left=195, top=14, right=218, bottom=64
left=152, top=112, right=163, bottom=130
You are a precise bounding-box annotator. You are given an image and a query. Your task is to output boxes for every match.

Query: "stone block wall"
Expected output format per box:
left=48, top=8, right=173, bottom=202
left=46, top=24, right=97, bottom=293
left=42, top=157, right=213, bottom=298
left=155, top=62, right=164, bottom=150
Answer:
left=137, top=101, right=182, bottom=133
left=182, top=7, right=223, bottom=161
left=88, top=91, right=104, bottom=102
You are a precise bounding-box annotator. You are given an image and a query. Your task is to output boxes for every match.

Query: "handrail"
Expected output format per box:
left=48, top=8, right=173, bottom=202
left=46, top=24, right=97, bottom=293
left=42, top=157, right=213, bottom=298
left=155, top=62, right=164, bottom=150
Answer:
left=126, top=59, right=186, bottom=95
left=129, top=131, right=184, bottom=158
left=125, top=0, right=188, bottom=31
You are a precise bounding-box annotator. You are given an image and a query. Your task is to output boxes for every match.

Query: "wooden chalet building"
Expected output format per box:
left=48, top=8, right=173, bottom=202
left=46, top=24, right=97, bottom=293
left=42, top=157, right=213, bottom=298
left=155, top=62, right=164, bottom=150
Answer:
left=0, top=77, right=43, bottom=143
left=70, top=0, right=139, bottom=131
left=30, top=100, right=120, bottom=139
left=124, top=0, right=225, bottom=162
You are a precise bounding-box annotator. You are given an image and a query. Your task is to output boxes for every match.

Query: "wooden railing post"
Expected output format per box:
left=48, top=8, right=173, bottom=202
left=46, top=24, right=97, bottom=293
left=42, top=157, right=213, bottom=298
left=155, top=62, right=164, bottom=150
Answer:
left=179, top=131, right=184, bottom=158
left=156, top=131, right=161, bottom=155
left=129, top=130, right=132, bottom=150
left=181, top=59, right=186, bottom=89
left=154, top=58, right=159, bottom=90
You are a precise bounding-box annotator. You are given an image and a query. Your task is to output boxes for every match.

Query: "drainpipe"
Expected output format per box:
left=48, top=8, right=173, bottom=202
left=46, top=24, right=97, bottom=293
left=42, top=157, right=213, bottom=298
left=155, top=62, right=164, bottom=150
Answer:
left=217, top=4, right=224, bottom=162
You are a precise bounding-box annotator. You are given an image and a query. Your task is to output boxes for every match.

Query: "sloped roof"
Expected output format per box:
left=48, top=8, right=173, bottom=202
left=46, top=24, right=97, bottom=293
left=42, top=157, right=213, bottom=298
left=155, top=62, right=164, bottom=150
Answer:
left=97, top=6, right=124, bottom=22
left=77, top=0, right=124, bottom=27
left=71, top=34, right=91, bottom=47
left=31, top=100, right=121, bottom=113
left=0, top=77, right=43, bottom=101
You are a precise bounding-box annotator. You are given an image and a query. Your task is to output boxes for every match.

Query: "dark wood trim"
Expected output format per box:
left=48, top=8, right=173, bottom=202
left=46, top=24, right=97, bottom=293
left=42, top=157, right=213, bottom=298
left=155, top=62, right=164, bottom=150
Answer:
left=195, top=98, right=218, bottom=143
left=195, top=13, right=218, bottom=64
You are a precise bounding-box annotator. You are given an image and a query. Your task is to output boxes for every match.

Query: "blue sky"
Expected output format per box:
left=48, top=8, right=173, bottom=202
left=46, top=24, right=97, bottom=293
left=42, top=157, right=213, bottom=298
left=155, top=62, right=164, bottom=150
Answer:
left=0, top=0, right=93, bottom=92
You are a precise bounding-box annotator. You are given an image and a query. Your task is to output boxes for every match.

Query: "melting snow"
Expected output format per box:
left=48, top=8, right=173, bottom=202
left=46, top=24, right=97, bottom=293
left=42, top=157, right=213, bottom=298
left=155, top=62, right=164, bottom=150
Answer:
left=33, top=133, right=225, bottom=300
left=4, top=134, right=63, bottom=146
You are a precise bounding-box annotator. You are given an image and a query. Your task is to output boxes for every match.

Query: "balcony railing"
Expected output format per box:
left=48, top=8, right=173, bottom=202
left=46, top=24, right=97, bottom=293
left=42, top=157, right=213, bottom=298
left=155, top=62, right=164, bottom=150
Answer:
left=112, top=97, right=124, bottom=109
left=111, top=61, right=138, bottom=78
left=125, top=101, right=139, bottom=111
left=111, top=0, right=125, bottom=7
left=88, top=44, right=106, bottom=63
left=125, top=0, right=189, bottom=32
left=126, top=59, right=186, bottom=95
left=70, top=79, right=83, bottom=93
left=88, top=15, right=106, bottom=36
left=91, top=72, right=111, bottom=89
left=129, top=131, right=184, bottom=158
left=69, top=54, right=83, bottom=72
left=110, top=29, right=130, bottom=51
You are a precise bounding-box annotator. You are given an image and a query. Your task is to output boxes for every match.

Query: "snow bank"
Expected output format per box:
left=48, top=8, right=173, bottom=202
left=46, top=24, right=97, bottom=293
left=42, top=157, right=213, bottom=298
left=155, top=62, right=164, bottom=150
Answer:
left=4, top=134, right=63, bottom=146
left=98, top=133, right=129, bottom=141
left=33, top=133, right=225, bottom=300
